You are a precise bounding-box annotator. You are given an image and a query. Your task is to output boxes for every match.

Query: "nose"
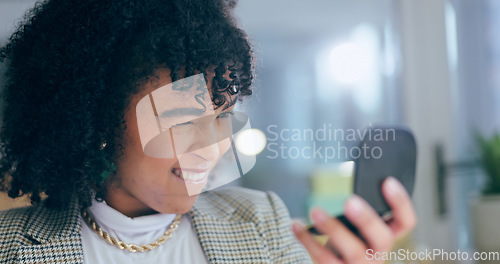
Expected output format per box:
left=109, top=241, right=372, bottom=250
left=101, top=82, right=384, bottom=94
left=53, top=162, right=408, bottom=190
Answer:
left=188, top=119, right=222, bottom=163
left=191, top=141, right=221, bottom=163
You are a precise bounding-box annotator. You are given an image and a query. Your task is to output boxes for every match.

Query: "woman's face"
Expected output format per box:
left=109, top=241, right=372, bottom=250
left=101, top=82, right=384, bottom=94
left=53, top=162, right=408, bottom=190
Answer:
left=105, top=68, right=236, bottom=217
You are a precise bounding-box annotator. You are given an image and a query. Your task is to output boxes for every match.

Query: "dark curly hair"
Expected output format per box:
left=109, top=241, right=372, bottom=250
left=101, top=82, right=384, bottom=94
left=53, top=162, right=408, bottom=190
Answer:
left=0, top=0, right=254, bottom=209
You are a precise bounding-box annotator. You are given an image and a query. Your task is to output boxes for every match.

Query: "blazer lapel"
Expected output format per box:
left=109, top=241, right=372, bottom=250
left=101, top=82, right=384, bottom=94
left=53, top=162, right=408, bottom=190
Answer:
left=16, top=199, right=84, bottom=264
left=190, top=191, right=271, bottom=264
left=17, top=237, right=84, bottom=264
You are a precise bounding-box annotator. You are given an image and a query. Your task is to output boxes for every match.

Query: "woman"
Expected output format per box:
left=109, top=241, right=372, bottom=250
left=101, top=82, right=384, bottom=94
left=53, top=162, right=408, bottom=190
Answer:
left=0, top=0, right=416, bottom=263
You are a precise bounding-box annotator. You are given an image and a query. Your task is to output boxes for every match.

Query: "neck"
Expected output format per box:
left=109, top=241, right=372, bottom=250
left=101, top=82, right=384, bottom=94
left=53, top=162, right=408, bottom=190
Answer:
left=104, top=186, right=158, bottom=218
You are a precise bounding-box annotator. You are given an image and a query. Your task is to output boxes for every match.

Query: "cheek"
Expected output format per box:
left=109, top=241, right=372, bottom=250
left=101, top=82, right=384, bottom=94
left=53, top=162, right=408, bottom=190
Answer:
left=118, top=148, right=177, bottom=184
left=119, top=158, right=178, bottom=201
left=218, top=138, right=232, bottom=156
left=119, top=113, right=175, bottom=172
left=133, top=157, right=177, bottom=177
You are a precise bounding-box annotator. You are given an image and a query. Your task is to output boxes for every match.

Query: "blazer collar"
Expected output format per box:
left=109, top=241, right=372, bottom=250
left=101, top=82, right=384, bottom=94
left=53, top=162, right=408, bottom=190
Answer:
left=25, top=197, right=82, bottom=243
left=17, top=197, right=84, bottom=264
left=190, top=190, right=235, bottom=220
left=18, top=192, right=270, bottom=264
left=189, top=191, right=271, bottom=263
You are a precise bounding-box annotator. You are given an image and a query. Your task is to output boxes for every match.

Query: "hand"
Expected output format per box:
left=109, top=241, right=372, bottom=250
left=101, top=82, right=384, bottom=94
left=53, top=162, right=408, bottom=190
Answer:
left=292, top=177, right=417, bottom=264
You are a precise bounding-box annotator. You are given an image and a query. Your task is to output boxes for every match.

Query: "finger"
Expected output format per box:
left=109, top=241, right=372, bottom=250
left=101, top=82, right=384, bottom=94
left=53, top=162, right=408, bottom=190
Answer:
left=292, top=221, right=343, bottom=264
left=310, top=208, right=366, bottom=263
left=343, top=195, right=394, bottom=252
left=382, top=177, right=417, bottom=238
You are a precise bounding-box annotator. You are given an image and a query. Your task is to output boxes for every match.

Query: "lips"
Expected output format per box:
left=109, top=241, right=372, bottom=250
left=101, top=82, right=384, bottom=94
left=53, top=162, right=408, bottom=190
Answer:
left=171, top=168, right=208, bottom=184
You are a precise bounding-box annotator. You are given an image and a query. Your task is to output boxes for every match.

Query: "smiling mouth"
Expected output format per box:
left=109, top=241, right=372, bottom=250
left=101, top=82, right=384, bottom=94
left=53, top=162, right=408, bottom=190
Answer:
left=171, top=168, right=208, bottom=184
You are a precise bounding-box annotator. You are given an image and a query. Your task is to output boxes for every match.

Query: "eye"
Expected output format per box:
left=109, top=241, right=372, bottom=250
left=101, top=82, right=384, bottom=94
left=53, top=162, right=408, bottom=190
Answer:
left=217, top=111, right=233, bottom=119
left=170, top=121, right=194, bottom=127
left=178, top=121, right=194, bottom=126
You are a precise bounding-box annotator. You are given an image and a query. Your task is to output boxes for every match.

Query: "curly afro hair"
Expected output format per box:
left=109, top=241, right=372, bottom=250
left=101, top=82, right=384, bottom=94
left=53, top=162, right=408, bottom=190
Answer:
left=0, top=0, right=254, bottom=209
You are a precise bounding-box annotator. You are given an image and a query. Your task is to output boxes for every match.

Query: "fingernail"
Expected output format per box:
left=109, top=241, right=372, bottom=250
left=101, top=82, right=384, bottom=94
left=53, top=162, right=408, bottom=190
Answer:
left=345, top=195, right=364, bottom=217
left=385, top=176, right=403, bottom=197
left=311, top=208, right=329, bottom=224
left=292, top=221, right=304, bottom=233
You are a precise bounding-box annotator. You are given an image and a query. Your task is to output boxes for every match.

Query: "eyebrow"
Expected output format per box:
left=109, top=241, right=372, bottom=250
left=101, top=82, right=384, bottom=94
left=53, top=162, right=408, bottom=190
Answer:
left=159, top=107, right=206, bottom=118
left=159, top=95, right=238, bottom=117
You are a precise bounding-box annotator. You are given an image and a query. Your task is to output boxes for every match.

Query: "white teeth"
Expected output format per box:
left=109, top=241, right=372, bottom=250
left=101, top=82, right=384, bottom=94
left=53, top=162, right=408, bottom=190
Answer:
left=172, top=168, right=207, bottom=181
left=181, top=172, right=206, bottom=181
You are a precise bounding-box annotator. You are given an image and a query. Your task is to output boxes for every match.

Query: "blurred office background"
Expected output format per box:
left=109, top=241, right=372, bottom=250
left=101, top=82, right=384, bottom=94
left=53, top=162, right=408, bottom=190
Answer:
left=2, top=0, right=500, bottom=263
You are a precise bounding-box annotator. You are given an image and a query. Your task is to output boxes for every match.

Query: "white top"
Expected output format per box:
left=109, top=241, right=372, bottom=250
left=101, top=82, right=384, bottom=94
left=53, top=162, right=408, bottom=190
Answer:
left=80, top=199, right=209, bottom=264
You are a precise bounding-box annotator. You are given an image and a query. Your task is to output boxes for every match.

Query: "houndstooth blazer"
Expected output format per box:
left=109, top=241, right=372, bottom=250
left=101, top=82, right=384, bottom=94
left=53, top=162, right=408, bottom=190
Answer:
left=0, top=187, right=312, bottom=264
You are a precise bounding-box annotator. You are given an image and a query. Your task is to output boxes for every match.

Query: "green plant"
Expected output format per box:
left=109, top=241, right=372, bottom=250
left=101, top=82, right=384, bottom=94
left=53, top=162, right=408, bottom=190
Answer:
left=477, top=133, right=500, bottom=195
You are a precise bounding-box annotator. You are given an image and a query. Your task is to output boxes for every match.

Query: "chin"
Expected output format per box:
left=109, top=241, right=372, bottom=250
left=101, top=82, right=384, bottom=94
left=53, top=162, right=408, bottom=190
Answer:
left=160, top=194, right=200, bottom=214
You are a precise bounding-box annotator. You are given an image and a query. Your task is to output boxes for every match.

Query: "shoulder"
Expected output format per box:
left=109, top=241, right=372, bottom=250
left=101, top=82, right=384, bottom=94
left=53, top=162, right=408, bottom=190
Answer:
left=0, top=205, right=36, bottom=236
left=0, top=205, right=37, bottom=262
left=200, top=187, right=313, bottom=263
left=203, top=186, right=288, bottom=220
left=0, top=199, right=82, bottom=262
left=0, top=199, right=80, bottom=238
left=209, top=186, right=278, bottom=205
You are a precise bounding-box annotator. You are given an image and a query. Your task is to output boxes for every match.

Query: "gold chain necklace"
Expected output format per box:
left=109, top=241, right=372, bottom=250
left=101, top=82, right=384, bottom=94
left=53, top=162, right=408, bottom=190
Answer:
left=81, top=210, right=182, bottom=253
